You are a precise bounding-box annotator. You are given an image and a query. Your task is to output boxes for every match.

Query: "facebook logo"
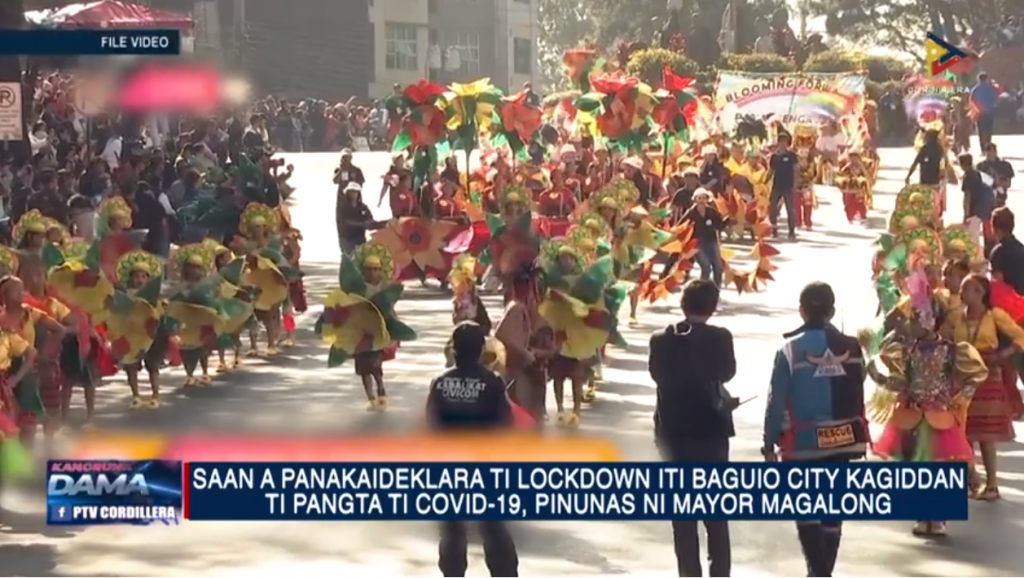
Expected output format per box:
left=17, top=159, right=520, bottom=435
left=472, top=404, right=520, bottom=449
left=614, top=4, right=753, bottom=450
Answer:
left=49, top=505, right=72, bottom=523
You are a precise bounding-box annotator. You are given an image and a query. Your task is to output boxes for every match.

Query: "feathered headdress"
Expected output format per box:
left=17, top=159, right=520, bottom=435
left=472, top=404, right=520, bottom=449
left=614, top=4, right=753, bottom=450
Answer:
left=905, top=265, right=935, bottom=330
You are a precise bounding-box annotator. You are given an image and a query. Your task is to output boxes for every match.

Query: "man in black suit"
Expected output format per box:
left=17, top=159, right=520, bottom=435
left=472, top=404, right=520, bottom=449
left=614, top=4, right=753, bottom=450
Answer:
left=649, top=279, right=738, bottom=577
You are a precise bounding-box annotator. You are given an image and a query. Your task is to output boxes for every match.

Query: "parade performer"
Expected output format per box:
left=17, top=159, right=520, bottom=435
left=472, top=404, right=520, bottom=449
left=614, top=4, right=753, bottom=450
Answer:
left=0, top=317, right=38, bottom=484
left=868, top=266, right=987, bottom=537
left=835, top=148, right=871, bottom=223
left=538, top=239, right=614, bottom=426
left=792, top=123, right=818, bottom=229
left=107, top=250, right=167, bottom=408
left=210, top=242, right=251, bottom=372
left=444, top=255, right=505, bottom=374
left=944, top=273, right=1024, bottom=501
left=318, top=242, right=416, bottom=411
left=278, top=206, right=307, bottom=348
left=906, top=119, right=955, bottom=216
left=166, top=243, right=251, bottom=387
left=496, top=262, right=552, bottom=423
left=537, top=167, right=578, bottom=218
left=485, top=183, right=540, bottom=304
left=233, top=203, right=302, bottom=357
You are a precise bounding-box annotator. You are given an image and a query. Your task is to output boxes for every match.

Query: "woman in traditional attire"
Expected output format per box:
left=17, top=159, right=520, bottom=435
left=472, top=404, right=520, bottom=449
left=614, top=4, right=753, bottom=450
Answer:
left=210, top=242, right=250, bottom=372
left=868, top=266, right=988, bottom=537
left=0, top=273, right=65, bottom=446
left=233, top=203, right=302, bottom=357
left=166, top=244, right=220, bottom=386
left=109, top=250, right=167, bottom=408
left=318, top=242, right=416, bottom=411
left=449, top=254, right=491, bottom=332
left=0, top=321, right=39, bottom=486
left=792, top=123, right=818, bottom=230
left=537, top=167, right=578, bottom=218
left=945, top=273, right=1024, bottom=501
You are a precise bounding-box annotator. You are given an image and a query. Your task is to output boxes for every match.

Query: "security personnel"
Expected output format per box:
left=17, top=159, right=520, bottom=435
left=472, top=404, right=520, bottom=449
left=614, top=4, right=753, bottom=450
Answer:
left=427, top=321, right=518, bottom=576
left=762, top=282, right=867, bottom=577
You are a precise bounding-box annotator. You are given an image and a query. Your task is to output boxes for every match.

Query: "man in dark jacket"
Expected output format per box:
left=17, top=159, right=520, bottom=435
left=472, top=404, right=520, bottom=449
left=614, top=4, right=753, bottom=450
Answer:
left=649, top=279, right=737, bottom=577
left=427, top=321, right=518, bottom=577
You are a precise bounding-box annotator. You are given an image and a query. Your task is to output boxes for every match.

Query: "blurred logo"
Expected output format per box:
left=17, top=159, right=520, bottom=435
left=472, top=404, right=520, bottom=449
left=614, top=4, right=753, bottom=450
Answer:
left=925, top=33, right=968, bottom=77
left=50, top=505, right=72, bottom=521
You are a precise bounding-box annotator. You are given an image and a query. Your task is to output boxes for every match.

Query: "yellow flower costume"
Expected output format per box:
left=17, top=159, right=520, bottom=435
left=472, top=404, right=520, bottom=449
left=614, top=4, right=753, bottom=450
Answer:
left=106, top=250, right=164, bottom=367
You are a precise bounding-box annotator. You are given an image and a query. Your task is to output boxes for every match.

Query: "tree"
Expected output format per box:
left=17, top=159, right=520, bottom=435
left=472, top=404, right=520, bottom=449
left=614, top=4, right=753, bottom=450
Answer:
left=0, top=0, right=29, bottom=160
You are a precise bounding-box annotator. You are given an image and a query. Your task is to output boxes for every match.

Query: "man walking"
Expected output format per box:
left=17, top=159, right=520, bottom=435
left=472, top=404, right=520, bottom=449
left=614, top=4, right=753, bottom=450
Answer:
left=763, top=282, right=867, bottom=577
left=649, top=280, right=738, bottom=576
left=766, top=133, right=799, bottom=239
left=970, top=74, right=999, bottom=151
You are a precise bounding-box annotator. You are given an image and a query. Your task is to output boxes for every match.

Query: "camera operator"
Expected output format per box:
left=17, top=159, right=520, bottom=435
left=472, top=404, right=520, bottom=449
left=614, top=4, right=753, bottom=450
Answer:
left=256, top=153, right=292, bottom=208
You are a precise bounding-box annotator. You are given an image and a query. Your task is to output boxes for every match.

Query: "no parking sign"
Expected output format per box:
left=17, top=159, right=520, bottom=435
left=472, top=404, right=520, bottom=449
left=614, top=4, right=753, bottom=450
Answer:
left=0, top=82, right=24, bottom=141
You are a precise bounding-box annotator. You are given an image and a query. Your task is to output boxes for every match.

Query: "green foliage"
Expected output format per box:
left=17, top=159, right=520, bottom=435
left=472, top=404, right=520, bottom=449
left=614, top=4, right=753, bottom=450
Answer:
left=863, top=55, right=910, bottom=83
left=717, top=52, right=796, bottom=73
left=802, top=48, right=864, bottom=74
left=625, top=48, right=699, bottom=86
left=864, top=80, right=901, bottom=101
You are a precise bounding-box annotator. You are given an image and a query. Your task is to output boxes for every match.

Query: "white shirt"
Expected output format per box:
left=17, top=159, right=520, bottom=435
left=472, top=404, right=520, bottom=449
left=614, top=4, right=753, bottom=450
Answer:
left=101, top=136, right=122, bottom=169
left=816, top=134, right=845, bottom=153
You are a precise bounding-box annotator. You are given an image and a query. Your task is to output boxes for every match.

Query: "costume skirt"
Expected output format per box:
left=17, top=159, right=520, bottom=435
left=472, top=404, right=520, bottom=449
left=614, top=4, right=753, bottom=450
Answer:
left=874, top=415, right=973, bottom=462
left=59, top=334, right=102, bottom=388
left=966, top=362, right=1017, bottom=442
left=124, top=328, right=170, bottom=374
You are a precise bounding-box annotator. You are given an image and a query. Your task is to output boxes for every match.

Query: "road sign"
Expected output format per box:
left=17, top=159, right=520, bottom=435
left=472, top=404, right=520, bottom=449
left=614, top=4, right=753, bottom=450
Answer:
left=0, top=82, right=24, bottom=142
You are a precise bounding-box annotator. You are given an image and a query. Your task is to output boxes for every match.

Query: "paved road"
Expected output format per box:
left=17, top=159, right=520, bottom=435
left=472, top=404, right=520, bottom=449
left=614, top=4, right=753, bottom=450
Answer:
left=2, top=138, right=1023, bottom=576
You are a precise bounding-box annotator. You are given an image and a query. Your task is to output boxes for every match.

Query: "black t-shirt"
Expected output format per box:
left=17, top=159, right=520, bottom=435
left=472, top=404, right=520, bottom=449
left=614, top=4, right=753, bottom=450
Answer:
left=915, top=147, right=942, bottom=185
left=991, top=235, right=1024, bottom=295
left=699, top=162, right=724, bottom=194
left=682, top=205, right=724, bottom=243
left=337, top=200, right=374, bottom=244
left=977, top=158, right=1014, bottom=187
left=426, top=365, right=512, bottom=430
left=335, top=164, right=366, bottom=194
left=769, top=151, right=798, bottom=191
left=961, top=169, right=993, bottom=219
left=671, top=186, right=696, bottom=210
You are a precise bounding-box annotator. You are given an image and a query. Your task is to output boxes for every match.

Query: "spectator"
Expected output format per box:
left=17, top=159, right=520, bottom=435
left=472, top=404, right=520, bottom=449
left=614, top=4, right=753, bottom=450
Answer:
left=971, top=74, right=999, bottom=150
left=990, top=207, right=1024, bottom=294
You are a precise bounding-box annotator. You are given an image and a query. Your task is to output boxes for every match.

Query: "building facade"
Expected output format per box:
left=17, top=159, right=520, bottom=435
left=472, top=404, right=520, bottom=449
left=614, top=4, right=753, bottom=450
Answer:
left=374, top=0, right=538, bottom=96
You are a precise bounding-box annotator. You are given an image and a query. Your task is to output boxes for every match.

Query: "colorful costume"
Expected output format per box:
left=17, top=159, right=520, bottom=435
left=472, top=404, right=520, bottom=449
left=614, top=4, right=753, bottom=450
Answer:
left=317, top=242, right=416, bottom=411
left=835, top=150, right=871, bottom=223
left=107, top=250, right=167, bottom=408
left=792, top=123, right=818, bottom=229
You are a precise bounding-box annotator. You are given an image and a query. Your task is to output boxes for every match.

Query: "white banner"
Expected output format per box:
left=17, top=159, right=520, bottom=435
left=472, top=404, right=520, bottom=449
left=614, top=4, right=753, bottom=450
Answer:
left=0, top=82, right=24, bottom=141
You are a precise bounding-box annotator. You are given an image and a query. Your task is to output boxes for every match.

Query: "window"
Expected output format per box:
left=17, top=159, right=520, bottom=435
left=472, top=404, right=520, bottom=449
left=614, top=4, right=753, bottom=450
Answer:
left=513, top=38, right=531, bottom=75
left=453, top=31, right=480, bottom=75
left=385, top=23, right=418, bottom=71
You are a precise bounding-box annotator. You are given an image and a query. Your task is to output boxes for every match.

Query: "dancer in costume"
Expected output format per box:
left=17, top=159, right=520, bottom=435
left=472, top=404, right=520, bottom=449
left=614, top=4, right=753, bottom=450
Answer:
left=905, top=120, right=953, bottom=216
left=945, top=273, right=1024, bottom=501
left=868, top=266, right=987, bottom=537
left=835, top=148, right=871, bottom=223
left=166, top=244, right=221, bottom=386
left=109, top=250, right=167, bottom=408
left=538, top=239, right=614, bottom=426
left=792, top=123, right=818, bottom=230
left=495, top=263, right=550, bottom=422
left=210, top=242, right=250, bottom=372
left=0, top=320, right=39, bottom=485
left=318, top=242, right=416, bottom=411
left=233, top=203, right=303, bottom=357
left=0, top=273, right=65, bottom=446
left=537, top=168, right=578, bottom=218
left=444, top=255, right=505, bottom=375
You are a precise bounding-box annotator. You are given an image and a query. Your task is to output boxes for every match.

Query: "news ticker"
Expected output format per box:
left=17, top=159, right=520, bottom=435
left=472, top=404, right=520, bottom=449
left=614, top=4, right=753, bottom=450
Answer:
left=48, top=460, right=968, bottom=525
left=0, top=30, right=181, bottom=56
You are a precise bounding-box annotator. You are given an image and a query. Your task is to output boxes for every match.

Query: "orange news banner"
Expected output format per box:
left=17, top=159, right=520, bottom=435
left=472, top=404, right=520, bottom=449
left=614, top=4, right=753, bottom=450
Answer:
left=65, top=433, right=621, bottom=462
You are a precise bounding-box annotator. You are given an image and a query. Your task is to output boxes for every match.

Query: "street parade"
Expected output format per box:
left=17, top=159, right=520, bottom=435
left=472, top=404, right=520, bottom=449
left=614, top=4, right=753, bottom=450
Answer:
left=1, top=1, right=1024, bottom=573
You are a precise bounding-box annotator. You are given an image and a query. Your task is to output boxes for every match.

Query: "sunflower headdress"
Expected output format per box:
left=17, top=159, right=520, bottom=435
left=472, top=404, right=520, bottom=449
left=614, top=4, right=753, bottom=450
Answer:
left=565, top=225, right=599, bottom=260
left=0, top=246, right=19, bottom=276
left=12, top=210, right=48, bottom=247
left=576, top=212, right=610, bottom=241
left=941, top=225, right=980, bottom=263
left=896, top=226, right=943, bottom=267
left=171, top=243, right=215, bottom=280
left=59, top=238, right=89, bottom=263
left=114, top=250, right=163, bottom=289
left=498, top=183, right=532, bottom=212
left=606, top=177, right=639, bottom=207
left=97, top=196, right=133, bottom=235
left=448, top=254, right=478, bottom=297
left=890, top=185, right=937, bottom=234
left=351, top=242, right=395, bottom=282
left=590, top=187, right=624, bottom=217
left=239, top=202, right=281, bottom=238
left=541, top=238, right=585, bottom=275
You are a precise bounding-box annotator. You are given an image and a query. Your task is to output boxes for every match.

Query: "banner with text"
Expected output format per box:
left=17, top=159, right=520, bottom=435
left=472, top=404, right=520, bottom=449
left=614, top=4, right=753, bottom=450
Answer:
left=713, top=71, right=867, bottom=134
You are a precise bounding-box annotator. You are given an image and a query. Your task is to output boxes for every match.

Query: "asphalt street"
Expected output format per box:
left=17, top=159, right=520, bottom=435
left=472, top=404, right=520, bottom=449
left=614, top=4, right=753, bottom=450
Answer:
left=1, top=137, right=1023, bottom=576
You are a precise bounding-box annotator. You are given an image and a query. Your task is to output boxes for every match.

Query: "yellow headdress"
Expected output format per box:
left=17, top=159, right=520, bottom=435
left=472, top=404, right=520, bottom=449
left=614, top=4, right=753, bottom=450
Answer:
left=98, top=196, right=133, bottom=230
left=239, top=202, right=280, bottom=237
left=12, top=209, right=48, bottom=246
left=606, top=177, right=640, bottom=206
left=171, top=243, right=215, bottom=279
left=890, top=184, right=937, bottom=234
left=60, top=238, right=89, bottom=263
left=589, top=187, right=623, bottom=216
left=114, top=250, right=162, bottom=288
left=576, top=212, right=610, bottom=239
left=448, top=254, right=477, bottom=297
left=43, top=218, right=69, bottom=244
left=498, top=183, right=531, bottom=209
left=351, top=242, right=395, bottom=282
left=541, top=238, right=584, bottom=274
left=792, top=123, right=817, bottom=155
left=202, top=237, right=233, bottom=259
left=896, top=227, right=943, bottom=266
left=0, top=246, right=19, bottom=276
left=565, top=225, right=599, bottom=260
left=941, top=225, right=980, bottom=262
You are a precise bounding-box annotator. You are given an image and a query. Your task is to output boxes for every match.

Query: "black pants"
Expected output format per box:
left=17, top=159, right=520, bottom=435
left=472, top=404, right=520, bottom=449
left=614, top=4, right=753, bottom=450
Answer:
left=438, top=520, right=518, bottom=577
left=977, top=112, right=995, bottom=151
left=788, top=455, right=850, bottom=577
left=662, top=438, right=731, bottom=577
